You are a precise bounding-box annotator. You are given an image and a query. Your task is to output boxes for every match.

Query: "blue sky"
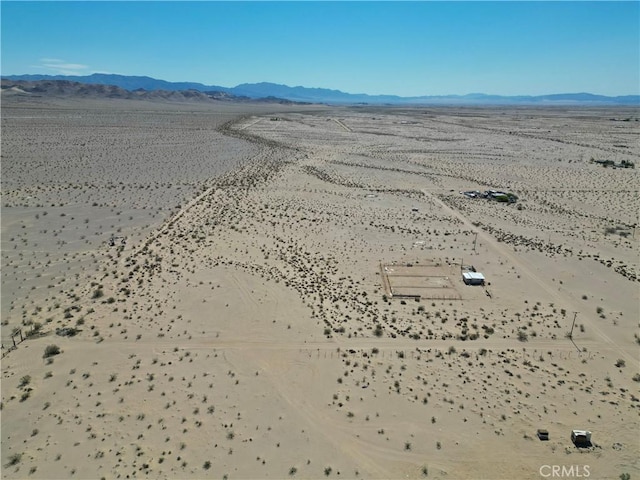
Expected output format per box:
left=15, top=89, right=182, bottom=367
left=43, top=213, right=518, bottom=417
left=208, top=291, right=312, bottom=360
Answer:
left=2, top=1, right=638, bottom=96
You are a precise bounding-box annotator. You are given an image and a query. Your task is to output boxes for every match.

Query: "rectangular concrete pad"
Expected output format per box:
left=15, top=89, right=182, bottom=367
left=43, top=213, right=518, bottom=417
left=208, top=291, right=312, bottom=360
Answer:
left=381, top=262, right=461, bottom=300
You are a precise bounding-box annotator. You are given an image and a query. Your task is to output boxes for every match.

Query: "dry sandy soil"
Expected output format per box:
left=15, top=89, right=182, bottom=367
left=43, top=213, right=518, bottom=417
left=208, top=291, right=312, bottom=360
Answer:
left=1, top=95, right=639, bottom=480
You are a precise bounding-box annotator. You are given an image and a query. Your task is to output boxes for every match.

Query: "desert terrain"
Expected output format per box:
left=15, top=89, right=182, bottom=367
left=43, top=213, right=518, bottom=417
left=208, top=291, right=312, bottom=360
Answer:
left=1, top=95, right=639, bottom=480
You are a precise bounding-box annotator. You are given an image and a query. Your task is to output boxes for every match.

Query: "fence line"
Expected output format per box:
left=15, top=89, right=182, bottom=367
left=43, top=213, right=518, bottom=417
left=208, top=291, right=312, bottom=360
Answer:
left=1, top=328, right=25, bottom=358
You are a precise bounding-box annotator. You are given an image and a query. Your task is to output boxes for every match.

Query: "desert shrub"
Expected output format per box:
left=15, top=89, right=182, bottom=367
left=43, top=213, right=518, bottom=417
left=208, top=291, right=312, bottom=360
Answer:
left=27, top=322, right=42, bottom=337
left=6, top=453, right=22, bottom=466
left=43, top=344, right=61, bottom=358
left=374, top=324, right=383, bottom=337
left=18, top=375, right=31, bottom=388
left=92, top=288, right=104, bottom=299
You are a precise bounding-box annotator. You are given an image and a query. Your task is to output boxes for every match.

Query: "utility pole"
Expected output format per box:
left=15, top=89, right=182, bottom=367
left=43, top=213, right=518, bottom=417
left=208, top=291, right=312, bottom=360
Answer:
left=569, top=312, right=578, bottom=339
left=473, top=232, right=478, bottom=253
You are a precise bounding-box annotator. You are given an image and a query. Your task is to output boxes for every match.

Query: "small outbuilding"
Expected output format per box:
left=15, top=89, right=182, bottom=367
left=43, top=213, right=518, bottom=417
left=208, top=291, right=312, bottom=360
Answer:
left=571, top=430, right=592, bottom=447
left=462, top=272, right=485, bottom=285
left=537, top=429, right=549, bottom=441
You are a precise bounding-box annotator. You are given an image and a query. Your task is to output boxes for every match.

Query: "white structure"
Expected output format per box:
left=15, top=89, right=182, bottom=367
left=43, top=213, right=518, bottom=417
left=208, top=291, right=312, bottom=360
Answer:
left=462, top=272, right=485, bottom=285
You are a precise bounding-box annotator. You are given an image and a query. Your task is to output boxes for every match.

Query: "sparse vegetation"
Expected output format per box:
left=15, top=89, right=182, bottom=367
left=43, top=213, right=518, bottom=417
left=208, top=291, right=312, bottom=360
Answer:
left=43, top=344, right=61, bottom=358
left=6, top=453, right=22, bottom=466
left=92, top=288, right=104, bottom=299
left=1, top=91, right=637, bottom=480
left=18, top=375, right=31, bottom=388
left=374, top=324, right=383, bottom=337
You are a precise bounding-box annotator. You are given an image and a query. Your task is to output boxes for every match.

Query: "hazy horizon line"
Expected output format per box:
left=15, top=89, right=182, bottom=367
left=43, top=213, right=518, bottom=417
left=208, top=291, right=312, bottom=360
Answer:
left=3, top=72, right=640, bottom=99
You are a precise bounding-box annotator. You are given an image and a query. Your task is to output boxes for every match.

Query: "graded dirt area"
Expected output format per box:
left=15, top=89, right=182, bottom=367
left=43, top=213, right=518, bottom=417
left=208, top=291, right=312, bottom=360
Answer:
left=1, top=97, right=639, bottom=480
left=381, top=262, right=461, bottom=300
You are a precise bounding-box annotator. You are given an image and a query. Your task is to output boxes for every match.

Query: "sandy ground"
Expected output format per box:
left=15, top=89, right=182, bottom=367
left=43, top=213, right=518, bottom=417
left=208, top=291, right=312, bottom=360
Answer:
left=1, top=97, right=639, bottom=480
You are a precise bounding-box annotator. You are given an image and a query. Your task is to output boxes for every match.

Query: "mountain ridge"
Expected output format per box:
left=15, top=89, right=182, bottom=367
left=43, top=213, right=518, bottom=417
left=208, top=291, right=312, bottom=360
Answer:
left=0, top=78, right=308, bottom=105
left=2, top=73, right=639, bottom=105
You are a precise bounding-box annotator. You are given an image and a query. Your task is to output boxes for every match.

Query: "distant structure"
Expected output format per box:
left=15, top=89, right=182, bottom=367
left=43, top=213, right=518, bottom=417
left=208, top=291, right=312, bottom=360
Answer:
left=461, top=189, right=518, bottom=203
left=591, top=158, right=634, bottom=169
left=109, top=235, right=126, bottom=247
left=462, top=271, right=485, bottom=286
left=571, top=430, right=592, bottom=447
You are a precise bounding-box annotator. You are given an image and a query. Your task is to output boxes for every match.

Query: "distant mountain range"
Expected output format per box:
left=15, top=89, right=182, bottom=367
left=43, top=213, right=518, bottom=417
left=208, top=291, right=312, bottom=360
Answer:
left=3, top=73, right=639, bottom=105
left=0, top=78, right=307, bottom=105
